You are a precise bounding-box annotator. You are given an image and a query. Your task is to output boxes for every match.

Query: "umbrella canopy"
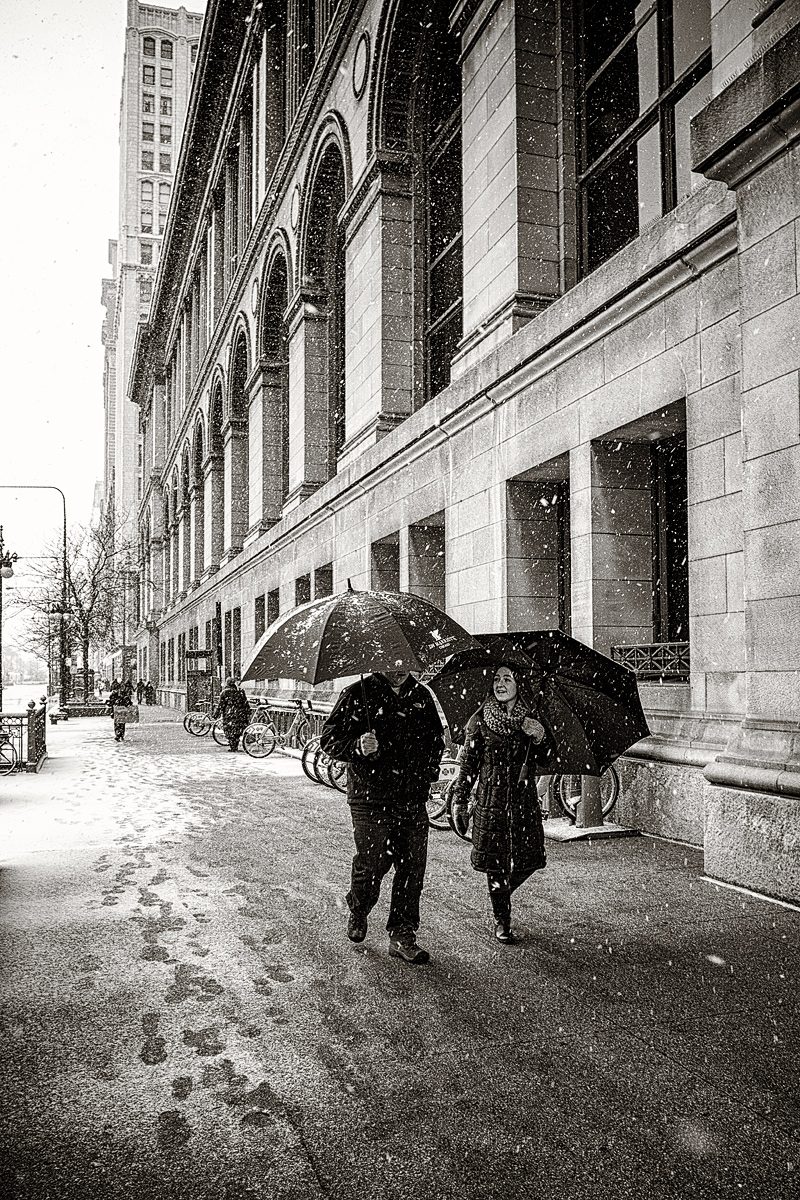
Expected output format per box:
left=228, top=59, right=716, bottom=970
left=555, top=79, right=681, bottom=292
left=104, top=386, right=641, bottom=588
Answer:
left=241, top=588, right=481, bottom=685
left=428, top=629, right=649, bottom=775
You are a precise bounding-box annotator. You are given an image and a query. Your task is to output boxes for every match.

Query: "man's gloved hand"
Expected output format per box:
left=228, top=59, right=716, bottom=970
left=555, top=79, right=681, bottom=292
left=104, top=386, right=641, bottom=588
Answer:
left=359, top=730, right=379, bottom=756
left=451, top=801, right=470, bottom=837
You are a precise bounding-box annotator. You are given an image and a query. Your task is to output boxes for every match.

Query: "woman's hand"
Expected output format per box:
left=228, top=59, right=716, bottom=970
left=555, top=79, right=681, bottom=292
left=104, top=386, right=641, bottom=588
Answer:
left=522, top=716, right=545, bottom=743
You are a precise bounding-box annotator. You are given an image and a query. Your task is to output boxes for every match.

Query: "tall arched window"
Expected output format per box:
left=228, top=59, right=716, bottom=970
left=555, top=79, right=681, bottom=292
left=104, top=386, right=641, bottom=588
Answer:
left=305, top=144, right=346, bottom=473
left=208, top=386, right=225, bottom=567
left=227, top=335, right=250, bottom=550
left=381, top=1, right=462, bottom=402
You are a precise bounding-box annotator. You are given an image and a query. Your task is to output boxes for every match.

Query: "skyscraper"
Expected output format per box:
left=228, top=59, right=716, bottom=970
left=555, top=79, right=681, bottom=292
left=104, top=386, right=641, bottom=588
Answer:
left=102, top=2, right=203, bottom=535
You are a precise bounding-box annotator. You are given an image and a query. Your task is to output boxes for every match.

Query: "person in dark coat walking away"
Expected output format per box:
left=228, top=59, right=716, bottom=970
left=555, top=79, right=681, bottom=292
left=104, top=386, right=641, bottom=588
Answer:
left=320, top=670, right=444, bottom=964
left=136, top=679, right=145, bottom=703
left=107, top=680, right=134, bottom=742
left=145, top=681, right=156, bottom=705
left=451, top=664, right=546, bottom=944
left=214, top=678, right=251, bottom=751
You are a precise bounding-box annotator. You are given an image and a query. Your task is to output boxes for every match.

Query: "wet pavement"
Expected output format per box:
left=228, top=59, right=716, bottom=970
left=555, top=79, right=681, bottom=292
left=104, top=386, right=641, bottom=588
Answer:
left=0, top=709, right=798, bottom=1200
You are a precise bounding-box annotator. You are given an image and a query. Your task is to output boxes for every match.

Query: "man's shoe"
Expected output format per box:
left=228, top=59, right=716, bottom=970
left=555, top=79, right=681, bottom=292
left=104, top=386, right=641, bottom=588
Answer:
left=347, top=913, right=368, bottom=943
left=388, top=933, right=429, bottom=964
left=494, top=922, right=515, bottom=944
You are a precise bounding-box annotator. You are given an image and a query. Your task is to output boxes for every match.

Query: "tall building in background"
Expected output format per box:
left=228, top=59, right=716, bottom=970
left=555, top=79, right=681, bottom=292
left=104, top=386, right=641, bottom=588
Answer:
left=102, top=1, right=203, bottom=535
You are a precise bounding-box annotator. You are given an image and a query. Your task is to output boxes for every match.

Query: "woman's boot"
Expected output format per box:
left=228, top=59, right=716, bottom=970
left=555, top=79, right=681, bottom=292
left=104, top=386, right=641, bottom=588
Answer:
left=489, top=885, right=514, bottom=943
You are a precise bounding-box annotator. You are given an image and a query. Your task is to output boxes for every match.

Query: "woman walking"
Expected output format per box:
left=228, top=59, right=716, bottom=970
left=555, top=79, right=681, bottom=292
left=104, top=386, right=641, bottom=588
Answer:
left=107, top=679, right=134, bottom=742
left=451, top=664, right=547, bottom=943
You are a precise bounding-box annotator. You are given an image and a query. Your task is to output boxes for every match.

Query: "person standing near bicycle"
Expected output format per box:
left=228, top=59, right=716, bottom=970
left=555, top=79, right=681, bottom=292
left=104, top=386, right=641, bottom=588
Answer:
left=320, top=669, right=444, bottom=965
left=450, top=663, right=547, bottom=944
left=214, top=678, right=250, bottom=752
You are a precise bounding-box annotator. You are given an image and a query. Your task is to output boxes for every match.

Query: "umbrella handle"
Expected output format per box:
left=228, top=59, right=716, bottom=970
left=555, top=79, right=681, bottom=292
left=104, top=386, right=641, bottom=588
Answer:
left=360, top=674, right=372, bottom=730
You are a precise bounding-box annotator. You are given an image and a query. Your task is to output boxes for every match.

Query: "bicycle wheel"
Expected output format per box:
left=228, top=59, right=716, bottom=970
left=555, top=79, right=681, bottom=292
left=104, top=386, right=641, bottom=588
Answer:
left=313, top=745, right=336, bottom=787
left=301, top=737, right=321, bottom=781
left=328, top=758, right=348, bottom=793
left=0, top=739, right=18, bottom=776
left=294, top=718, right=312, bottom=749
left=426, top=788, right=450, bottom=830
left=553, top=766, right=619, bottom=822
left=185, top=711, right=212, bottom=737
left=242, top=722, right=278, bottom=758
left=212, top=719, right=228, bottom=747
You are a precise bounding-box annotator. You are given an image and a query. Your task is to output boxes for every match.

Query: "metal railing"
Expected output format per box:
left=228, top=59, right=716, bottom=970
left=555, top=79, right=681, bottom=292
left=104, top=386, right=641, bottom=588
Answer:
left=0, top=699, right=48, bottom=771
left=611, top=641, right=690, bottom=681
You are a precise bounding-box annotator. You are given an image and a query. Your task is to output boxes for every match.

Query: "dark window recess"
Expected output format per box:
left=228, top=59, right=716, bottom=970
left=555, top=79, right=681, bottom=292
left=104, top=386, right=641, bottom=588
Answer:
left=159, top=154, right=171, bottom=173
left=140, top=242, right=152, bottom=264
left=652, top=432, right=689, bottom=642
left=224, top=610, right=232, bottom=677
left=160, top=97, right=172, bottom=115
left=267, top=588, right=280, bottom=626
left=143, top=36, right=155, bottom=57
left=314, top=564, right=333, bottom=599
left=295, top=575, right=311, bottom=607
left=142, top=122, right=154, bottom=141
left=142, top=93, right=154, bottom=113
left=141, top=151, right=154, bottom=171
left=254, top=594, right=266, bottom=641
left=143, top=65, right=155, bottom=84
left=577, top=0, right=711, bottom=275
left=161, top=39, right=173, bottom=59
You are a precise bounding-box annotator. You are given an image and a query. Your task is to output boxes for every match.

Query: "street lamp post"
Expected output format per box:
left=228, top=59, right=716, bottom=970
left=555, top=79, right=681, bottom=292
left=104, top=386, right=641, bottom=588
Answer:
left=0, top=487, right=68, bottom=709
left=0, top=526, right=19, bottom=713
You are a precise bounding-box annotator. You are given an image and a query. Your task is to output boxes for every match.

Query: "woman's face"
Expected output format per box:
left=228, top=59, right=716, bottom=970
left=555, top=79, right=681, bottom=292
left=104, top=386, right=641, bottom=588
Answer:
left=493, top=667, right=517, bottom=704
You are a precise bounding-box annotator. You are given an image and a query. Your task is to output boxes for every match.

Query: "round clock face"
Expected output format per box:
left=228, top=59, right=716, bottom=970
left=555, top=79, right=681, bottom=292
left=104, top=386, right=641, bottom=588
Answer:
left=290, top=184, right=301, bottom=229
left=353, top=32, right=369, bottom=99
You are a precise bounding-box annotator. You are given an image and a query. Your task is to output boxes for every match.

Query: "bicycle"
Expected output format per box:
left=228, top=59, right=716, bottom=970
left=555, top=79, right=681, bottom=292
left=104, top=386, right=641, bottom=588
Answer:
left=548, top=765, right=619, bottom=823
left=184, top=708, right=213, bottom=736
left=428, top=751, right=459, bottom=830
left=0, top=731, right=19, bottom=776
left=242, top=699, right=313, bottom=759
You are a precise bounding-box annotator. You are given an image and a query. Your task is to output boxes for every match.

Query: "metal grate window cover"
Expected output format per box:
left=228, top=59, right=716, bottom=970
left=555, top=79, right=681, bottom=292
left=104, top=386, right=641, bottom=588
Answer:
left=611, top=641, right=690, bottom=681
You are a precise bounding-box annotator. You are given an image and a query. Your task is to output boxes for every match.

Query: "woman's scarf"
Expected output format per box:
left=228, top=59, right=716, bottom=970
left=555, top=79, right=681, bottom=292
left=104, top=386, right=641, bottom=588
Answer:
left=483, top=697, right=526, bottom=737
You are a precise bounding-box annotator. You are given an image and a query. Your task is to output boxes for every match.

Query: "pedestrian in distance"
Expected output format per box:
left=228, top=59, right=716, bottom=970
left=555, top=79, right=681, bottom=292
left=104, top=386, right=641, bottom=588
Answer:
left=450, top=663, right=547, bottom=944
left=145, top=681, right=156, bottom=705
left=107, top=679, right=134, bottom=743
left=214, top=678, right=251, bottom=751
left=319, top=669, right=444, bottom=964
left=136, top=679, right=145, bottom=704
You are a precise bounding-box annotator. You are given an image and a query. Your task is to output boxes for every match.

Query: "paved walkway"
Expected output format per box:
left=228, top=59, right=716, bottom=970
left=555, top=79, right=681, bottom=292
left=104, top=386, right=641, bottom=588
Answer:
left=0, top=715, right=798, bottom=1199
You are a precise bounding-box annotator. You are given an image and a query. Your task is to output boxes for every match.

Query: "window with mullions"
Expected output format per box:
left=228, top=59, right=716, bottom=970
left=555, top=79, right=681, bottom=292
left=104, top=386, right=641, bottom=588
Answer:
left=422, top=32, right=462, bottom=401
left=576, top=0, right=711, bottom=275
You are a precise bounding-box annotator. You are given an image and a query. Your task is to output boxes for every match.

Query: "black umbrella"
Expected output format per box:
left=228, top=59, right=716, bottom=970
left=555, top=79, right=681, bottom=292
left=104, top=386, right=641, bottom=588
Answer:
left=241, top=587, right=481, bottom=686
left=428, top=629, right=649, bottom=775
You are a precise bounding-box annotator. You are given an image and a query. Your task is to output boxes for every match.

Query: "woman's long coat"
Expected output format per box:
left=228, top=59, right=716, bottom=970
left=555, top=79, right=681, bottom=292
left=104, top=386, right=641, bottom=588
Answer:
left=453, top=712, right=546, bottom=875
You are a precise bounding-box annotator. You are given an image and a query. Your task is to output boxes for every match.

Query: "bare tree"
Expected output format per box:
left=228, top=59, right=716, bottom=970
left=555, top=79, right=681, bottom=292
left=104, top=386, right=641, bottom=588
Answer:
left=11, top=511, right=134, bottom=695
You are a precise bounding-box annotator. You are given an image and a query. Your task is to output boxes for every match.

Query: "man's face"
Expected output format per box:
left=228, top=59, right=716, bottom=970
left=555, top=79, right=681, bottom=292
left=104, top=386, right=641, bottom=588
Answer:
left=383, top=669, right=410, bottom=689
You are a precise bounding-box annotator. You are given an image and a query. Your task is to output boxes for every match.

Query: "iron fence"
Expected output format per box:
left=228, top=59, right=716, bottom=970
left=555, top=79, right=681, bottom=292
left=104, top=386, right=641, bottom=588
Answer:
left=610, top=641, right=690, bottom=681
left=0, top=699, right=48, bottom=771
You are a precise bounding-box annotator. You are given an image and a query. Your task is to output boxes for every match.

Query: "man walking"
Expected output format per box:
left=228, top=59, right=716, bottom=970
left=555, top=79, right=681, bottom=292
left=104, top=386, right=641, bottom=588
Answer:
left=320, top=670, right=444, bottom=964
left=214, top=678, right=251, bottom=752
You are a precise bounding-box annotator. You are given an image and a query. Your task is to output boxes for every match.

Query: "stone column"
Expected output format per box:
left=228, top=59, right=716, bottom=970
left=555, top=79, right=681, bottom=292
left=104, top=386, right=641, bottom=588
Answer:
left=223, top=417, right=248, bottom=555
left=203, top=450, right=224, bottom=573
left=453, top=0, right=561, bottom=375
left=248, top=358, right=287, bottom=531
left=284, top=289, right=331, bottom=511
left=190, top=483, right=204, bottom=580
left=337, top=162, right=415, bottom=467
left=180, top=500, right=191, bottom=590
left=569, top=441, right=653, bottom=655
left=693, top=24, right=800, bottom=900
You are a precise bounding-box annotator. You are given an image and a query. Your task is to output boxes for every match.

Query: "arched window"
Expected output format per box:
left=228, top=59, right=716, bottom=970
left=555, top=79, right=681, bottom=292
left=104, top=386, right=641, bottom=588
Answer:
left=143, top=36, right=155, bottom=57
left=160, top=39, right=173, bottom=59
left=305, top=144, right=346, bottom=473
left=208, top=385, right=225, bottom=567
left=381, top=1, right=462, bottom=402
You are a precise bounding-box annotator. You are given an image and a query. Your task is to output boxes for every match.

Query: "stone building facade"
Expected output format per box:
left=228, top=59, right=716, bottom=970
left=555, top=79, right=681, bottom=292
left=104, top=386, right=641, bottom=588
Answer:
left=129, top=0, right=800, bottom=903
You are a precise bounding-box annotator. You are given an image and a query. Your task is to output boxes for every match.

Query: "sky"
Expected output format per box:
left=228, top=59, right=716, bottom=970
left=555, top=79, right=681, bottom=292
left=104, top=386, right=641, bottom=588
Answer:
left=0, top=0, right=206, bottom=650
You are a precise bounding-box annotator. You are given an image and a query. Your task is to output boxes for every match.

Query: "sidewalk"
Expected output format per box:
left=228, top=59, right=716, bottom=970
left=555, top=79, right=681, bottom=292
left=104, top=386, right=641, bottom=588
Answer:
left=0, top=716, right=798, bottom=1200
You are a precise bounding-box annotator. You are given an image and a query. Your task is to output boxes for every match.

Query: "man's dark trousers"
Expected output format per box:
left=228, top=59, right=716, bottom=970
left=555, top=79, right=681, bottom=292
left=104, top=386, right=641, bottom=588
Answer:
left=347, top=803, right=429, bottom=935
